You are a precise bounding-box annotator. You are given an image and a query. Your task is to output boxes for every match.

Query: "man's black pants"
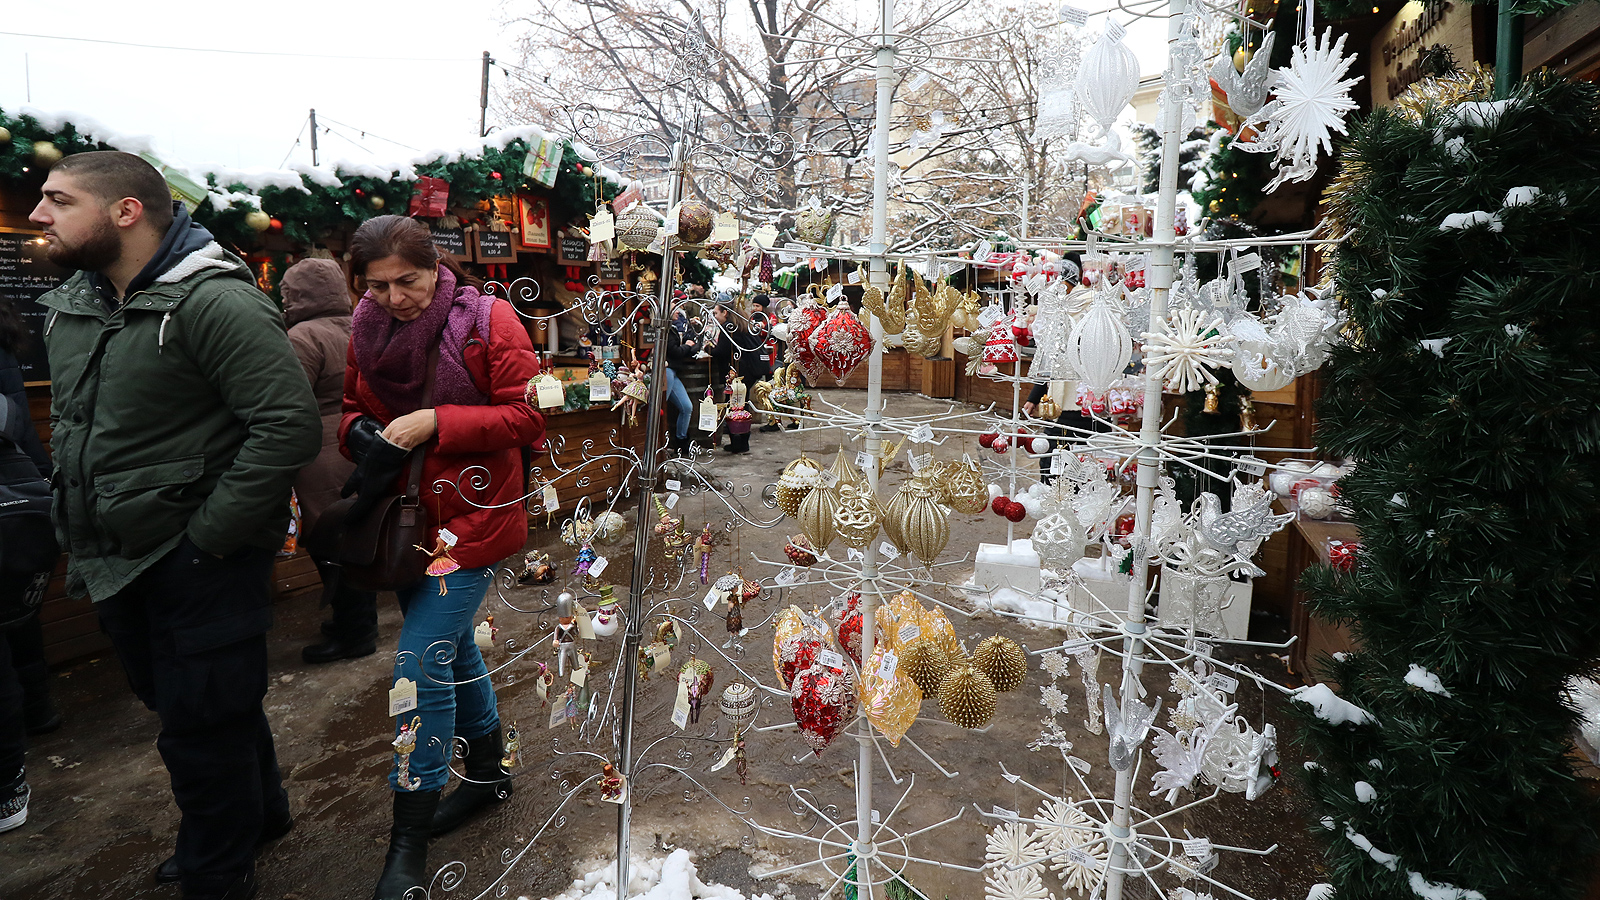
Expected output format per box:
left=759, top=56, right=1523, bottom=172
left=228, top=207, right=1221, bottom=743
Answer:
left=97, top=538, right=288, bottom=898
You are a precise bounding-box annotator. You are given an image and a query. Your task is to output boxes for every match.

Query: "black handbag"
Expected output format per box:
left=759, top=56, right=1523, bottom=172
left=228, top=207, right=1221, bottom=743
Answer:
left=306, top=351, right=436, bottom=593
left=0, top=440, right=59, bottom=631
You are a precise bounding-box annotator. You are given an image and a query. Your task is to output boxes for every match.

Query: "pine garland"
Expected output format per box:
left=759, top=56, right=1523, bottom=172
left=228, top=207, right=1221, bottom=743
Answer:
left=0, top=107, right=618, bottom=251
left=1299, top=71, right=1600, bottom=900
left=1193, top=134, right=1271, bottom=221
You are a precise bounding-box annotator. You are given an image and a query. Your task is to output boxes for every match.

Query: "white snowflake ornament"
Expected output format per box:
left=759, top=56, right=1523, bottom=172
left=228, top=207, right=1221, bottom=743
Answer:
left=986, top=820, right=1047, bottom=868
left=1143, top=307, right=1235, bottom=394
left=1034, top=798, right=1107, bottom=891
left=1240, top=29, right=1362, bottom=191
left=985, top=866, right=1056, bottom=900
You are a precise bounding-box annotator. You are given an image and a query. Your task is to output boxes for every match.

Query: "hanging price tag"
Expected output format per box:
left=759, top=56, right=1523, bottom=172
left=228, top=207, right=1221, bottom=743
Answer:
left=855, top=451, right=874, bottom=471
left=1059, top=3, right=1090, bottom=26
left=705, top=588, right=722, bottom=610
left=1183, top=837, right=1212, bottom=859
left=847, top=547, right=864, bottom=561
left=825, top=283, right=844, bottom=303
left=576, top=605, right=596, bottom=639
left=1230, top=252, right=1262, bottom=275
left=848, top=269, right=863, bottom=285
left=1105, top=19, right=1127, bottom=41
left=548, top=695, right=568, bottom=729
left=1051, top=451, right=1066, bottom=475
left=752, top=225, right=778, bottom=249
left=1206, top=673, right=1240, bottom=693
left=1193, top=853, right=1220, bottom=875
left=1065, top=849, right=1094, bottom=868
left=877, top=650, right=899, bottom=680
left=1062, top=637, right=1092, bottom=654
left=818, top=649, right=845, bottom=671
left=908, top=451, right=932, bottom=471
left=541, top=482, right=560, bottom=512
left=878, top=541, right=901, bottom=561
left=909, top=423, right=934, bottom=443
left=992, top=804, right=1019, bottom=819
left=588, top=556, right=609, bottom=578
left=590, top=210, right=615, bottom=243
left=665, top=479, right=682, bottom=492
left=672, top=673, right=693, bottom=730
left=570, top=666, right=589, bottom=688
left=712, top=211, right=738, bottom=242
left=710, top=745, right=739, bottom=772
left=1067, top=756, right=1093, bottom=774
left=474, top=621, right=495, bottom=650
left=698, top=397, right=718, bottom=432
left=438, top=528, right=458, bottom=547
left=388, top=678, right=418, bottom=717
left=534, top=374, right=564, bottom=409
left=588, top=373, right=612, bottom=402
left=775, top=566, right=799, bottom=587
left=665, top=203, right=682, bottom=236
left=664, top=492, right=679, bottom=509
left=898, top=623, right=921, bottom=644
left=1235, top=455, right=1268, bottom=476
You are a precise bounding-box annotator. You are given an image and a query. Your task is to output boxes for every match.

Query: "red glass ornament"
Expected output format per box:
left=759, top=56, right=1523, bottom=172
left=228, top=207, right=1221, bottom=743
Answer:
left=791, top=664, right=857, bottom=756
left=991, top=497, right=1010, bottom=515
left=808, top=304, right=874, bottom=385
left=978, top=432, right=998, bottom=448
left=1004, top=504, right=1027, bottom=523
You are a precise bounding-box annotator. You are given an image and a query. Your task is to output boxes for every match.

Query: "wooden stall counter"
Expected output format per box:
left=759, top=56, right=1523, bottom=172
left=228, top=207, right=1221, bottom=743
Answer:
left=1287, top=514, right=1361, bottom=678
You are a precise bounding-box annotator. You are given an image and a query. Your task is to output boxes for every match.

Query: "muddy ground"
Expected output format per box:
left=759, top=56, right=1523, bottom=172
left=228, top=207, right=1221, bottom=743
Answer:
left=0, top=390, right=1326, bottom=900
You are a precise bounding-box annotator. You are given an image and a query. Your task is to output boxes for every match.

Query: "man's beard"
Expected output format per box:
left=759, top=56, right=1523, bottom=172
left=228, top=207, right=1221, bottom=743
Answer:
left=45, top=217, right=121, bottom=272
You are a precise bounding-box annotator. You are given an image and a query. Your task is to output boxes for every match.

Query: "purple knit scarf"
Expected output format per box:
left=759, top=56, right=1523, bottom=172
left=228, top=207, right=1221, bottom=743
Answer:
left=351, top=266, right=494, bottom=418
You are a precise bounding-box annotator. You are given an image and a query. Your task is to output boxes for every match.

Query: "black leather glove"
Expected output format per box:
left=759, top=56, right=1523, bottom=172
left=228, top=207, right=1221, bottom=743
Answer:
left=341, top=429, right=413, bottom=524
left=344, top=415, right=386, bottom=466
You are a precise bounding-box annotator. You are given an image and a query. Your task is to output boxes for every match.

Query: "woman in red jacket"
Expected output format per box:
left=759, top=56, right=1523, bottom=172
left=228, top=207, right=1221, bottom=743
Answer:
left=340, top=216, right=542, bottom=900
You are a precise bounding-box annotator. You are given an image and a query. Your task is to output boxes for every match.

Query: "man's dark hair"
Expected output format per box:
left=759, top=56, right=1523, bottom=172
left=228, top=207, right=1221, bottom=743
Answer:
left=53, top=151, right=175, bottom=233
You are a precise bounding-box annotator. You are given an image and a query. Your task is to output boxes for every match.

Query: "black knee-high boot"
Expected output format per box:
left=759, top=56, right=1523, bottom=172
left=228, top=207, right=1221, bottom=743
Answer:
left=429, top=729, right=512, bottom=837
left=373, top=790, right=440, bottom=900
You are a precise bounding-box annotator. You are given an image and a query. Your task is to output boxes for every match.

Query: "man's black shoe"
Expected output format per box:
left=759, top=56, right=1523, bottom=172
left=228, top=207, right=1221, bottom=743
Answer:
left=155, top=813, right=292, bottom=885
left=302, top=636, right=378, bottom=665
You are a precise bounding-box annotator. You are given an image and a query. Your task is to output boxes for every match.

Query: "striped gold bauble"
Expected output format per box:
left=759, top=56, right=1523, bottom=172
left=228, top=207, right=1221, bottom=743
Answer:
left=972, top=635, right=1026, bottom=693
left=938, top=664, right=997, bottom=729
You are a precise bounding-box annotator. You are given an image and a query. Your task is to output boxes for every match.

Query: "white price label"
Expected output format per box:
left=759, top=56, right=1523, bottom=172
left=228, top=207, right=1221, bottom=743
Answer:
left=1183, top=838, right=1212, bottom=859
left=588, top=556, right=609, bottom=577
left=855, top=451, right=874, bottom=471
left=1059, top=3, right=1090, bottom=25
left=909, top=423, right=934, bottom=443
left=752, top=225, right=779, bottom=249
left=877, top=650, right=899, bottom=680
left=549, top=696, right=569, bottom=729
left=1105, top=19, right=1127, bottom=41
left=438, top=527, right=458, bottom=548
left=710, top=745, right=738, bottom=772
left=1067, top=756, right=1092, bottom=774
left=664, top=492, right=679, bottom=509
left=541, top=483, right=560, bottom=512
left=535, top=375, right=565, bottom=409
left=570, top=666, right=589, bottom=687
left=775, top=566, right=799, bottom=587
left=909, top=451, right=932, bottom=471
left=665, top=203, right=682, bottom=236
left=1065, top=849, right=1094, bottom=867
left=665, top=479, right=682, bottom=492
left=589, top=374, right=612, bottom=402
left=1062, top=637, right=1092, bottom=654
left=672, top=673, right=693, bottom=730
left=388, top=678, right=418, bottom=717
left=1051, top=452, right=1066, bottom=475
left=474, top=621, right=495, bottom=650
left=818, top=650, right=845, bottom=671
left=712, top=210, right=738, bottom=242
left=705, top=588, right=722, bottom=610
left=848, top=269, right=863, bottom=285
left=992, top=805, right=1019, bottom=819
left=878, top=541, right=901, bottom=561
left=576, top=606, right=596, bottom=639
left=699, top=405, right=719, bottom=432
left=825, top=283, right=844, bottom=303
left=871, top=808, right=881, bottom=824
left=589, top=210, right=615, bottom=243
left=1193, top=853, right=1219, bottom=875
left=847, top=547, right=864, bottom=561
left=1236, top=455, right=1268, bottom=476
left=1207, top=673, right=1240, bottom=693
left=1230, top=252, right=1262, bottom=275
left=898, top=623, right=921, bottom=644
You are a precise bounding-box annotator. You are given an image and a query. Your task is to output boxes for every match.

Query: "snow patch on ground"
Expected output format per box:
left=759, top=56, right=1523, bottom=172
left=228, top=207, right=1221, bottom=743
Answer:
left=1292, top=683, right=1374, bottom=726
left=536, top=849, right=778, bottom=900
left=1404, top=665, right=1452, bottom=697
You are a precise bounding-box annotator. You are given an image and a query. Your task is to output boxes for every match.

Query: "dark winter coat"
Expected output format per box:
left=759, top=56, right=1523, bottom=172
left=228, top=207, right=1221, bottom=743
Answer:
left=339, top=299, right=543, bottom=570
left=39, top=214, right=321, bottom=601
left=281, top=258, right=355, bottom=534
left=0, top=348, right=49, bottom=478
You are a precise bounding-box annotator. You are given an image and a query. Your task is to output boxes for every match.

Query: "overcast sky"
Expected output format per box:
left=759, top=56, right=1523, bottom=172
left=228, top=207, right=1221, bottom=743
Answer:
left=0, top=0, right=1168, bottom=174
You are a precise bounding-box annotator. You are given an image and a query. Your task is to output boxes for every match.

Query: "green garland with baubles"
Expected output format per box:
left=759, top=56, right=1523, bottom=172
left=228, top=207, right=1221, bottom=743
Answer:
left=0, top=107, right=618, bottom=251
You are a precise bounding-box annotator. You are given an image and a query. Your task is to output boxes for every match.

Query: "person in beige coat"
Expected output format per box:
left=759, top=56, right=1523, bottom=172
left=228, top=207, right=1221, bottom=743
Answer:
left=280, top=258, right=379, bottom=663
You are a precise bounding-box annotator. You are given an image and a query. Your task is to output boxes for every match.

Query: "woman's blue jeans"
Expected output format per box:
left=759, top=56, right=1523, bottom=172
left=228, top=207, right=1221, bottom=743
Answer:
left=389, top=566, right=498, bottom=792
left=663, top=368, right=692, bottom=440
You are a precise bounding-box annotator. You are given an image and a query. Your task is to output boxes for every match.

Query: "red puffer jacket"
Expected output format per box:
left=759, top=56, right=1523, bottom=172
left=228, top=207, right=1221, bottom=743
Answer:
left=339, top=299, right=544, bottom=569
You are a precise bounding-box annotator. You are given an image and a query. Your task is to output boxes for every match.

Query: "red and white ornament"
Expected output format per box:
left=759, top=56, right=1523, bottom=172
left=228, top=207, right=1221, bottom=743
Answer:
left=982, top=320, right=1019, bottom=365
left=791, top=663, right=857, bottom=755
left=809, top=303, right=874, bottom=384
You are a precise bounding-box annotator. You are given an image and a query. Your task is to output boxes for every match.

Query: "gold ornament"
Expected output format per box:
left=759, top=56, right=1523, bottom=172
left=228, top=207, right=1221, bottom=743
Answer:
left=895, top=476, right=950, bottom=565
left=616, top=208, right=660, bottom=250
left=832, top=482, right=882, bottom=550
left=370, top=195, right=386, bottom=211
left=794, top=206, right=835, bottom=244
left=972, top=635, right=1026, bottom=693
left=244, top=210, right=272, bottom=233
left=920, top=607, right=963, bottom=661
left=875, top=590, right=923, bottom=650
left=796, top=451, right=855, bottom=551
left=1038, top=396, right=1061, bottom=420
left=0, top=126, right=12, bottom=144
left=1203, top=382, right=1221, bottom=414
left=776, top=455, right=821, bottom=518
left=771, top=607, right=805, bottom=688
left=864, top=645, right=921, bottom=746
left=898, top=640, right=949, bottom=698
left=938, top=664, right=997, bottom=728
left=677, top=200, right=715, bottom=244
left=879, top=480, right=913, bottom=549
left=31, top=141, right=63, bottom=167
left=883, top=265, right=909, bottom=335
left=938, top=457, right=989, bottom=515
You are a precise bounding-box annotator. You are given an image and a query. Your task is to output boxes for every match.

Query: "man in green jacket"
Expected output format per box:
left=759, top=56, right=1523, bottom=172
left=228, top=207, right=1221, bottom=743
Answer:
left=30, top=151, right=320, bottom=900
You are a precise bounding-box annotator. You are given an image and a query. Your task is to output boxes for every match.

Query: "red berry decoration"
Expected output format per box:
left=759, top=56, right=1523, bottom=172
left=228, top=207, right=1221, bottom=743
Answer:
left=1004, top=503, right=1027, bottom=523
left=991, top=497, right=1010, bottom=515
left=978, top=432, right=998, bottom=448
left=490, top=171, right=503, bottom=180
left=267, top=218, right=283, bottom=234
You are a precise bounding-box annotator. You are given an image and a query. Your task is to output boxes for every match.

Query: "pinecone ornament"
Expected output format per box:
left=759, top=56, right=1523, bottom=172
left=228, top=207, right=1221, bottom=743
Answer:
left=972, top=635, right=1026, bottom=693
left=898, top=640, right=950, bottom=699
left=938, top=664, right=998, bottom=729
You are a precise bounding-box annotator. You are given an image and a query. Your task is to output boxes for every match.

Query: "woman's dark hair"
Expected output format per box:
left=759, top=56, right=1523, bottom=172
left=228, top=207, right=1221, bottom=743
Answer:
left=0, top=299, right=30, bottom=358
left=348, top=215, right=483, bottom=290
